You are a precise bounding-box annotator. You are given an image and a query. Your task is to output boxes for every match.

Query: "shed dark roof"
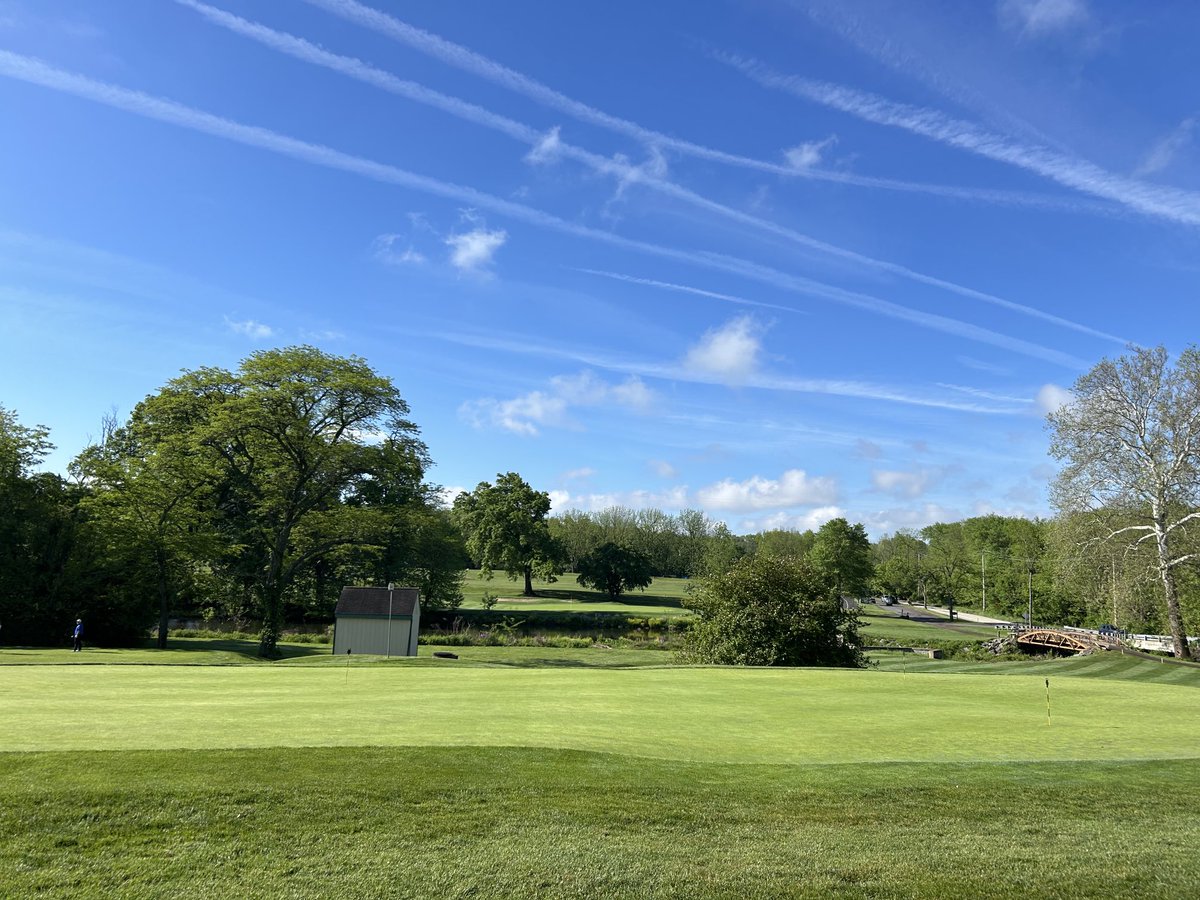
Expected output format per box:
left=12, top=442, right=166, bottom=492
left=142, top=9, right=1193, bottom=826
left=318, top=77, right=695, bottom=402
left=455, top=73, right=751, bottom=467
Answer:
left=336, top=586, right=420, bottom=617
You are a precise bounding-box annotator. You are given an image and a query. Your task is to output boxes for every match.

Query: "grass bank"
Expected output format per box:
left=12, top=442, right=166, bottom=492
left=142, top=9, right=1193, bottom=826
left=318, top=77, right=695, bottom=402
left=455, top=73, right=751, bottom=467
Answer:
left=1, top=748, right=1196, bottom=898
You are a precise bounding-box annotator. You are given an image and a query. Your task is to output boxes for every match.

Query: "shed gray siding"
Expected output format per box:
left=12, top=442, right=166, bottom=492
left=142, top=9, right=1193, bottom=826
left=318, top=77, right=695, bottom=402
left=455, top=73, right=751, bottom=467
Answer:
left=332, top=586, right=421, bottom=656
left=332, top=615, right=413, bottom=657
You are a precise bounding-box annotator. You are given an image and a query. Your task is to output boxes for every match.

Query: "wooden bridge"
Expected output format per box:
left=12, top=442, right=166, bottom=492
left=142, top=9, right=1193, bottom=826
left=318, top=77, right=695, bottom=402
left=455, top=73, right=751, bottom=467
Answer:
left=1012, top=626, right=1119, bottom=654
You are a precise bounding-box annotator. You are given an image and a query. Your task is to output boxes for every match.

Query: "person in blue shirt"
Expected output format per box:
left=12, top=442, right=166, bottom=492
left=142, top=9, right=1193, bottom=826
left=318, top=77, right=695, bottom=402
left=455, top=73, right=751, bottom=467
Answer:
left=72, top=619, right=83, bottom=652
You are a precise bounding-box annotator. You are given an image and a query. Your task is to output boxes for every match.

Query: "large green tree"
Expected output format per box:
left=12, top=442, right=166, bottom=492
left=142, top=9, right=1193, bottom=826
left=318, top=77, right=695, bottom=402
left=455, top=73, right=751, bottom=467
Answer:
left=871, top=531, right=926, bottom=602
left=73, top=410, right=216, bottom=648
left=127, top=346, right=437, bottom=657
left=576, top=542, right=653, bottom=601
left=683, top=553, right=863, bottom=667
left=809, top=518, right=873, bottom=597
left=1049, top=345, right=1200, bottom=659
left=453, top=472, right=562, bottom=596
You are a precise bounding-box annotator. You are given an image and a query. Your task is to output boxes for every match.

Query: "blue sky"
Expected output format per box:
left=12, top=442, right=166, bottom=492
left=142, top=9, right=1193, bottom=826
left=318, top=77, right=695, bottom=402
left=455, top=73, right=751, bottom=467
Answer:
left=2, top=0, right=1199, bottom=537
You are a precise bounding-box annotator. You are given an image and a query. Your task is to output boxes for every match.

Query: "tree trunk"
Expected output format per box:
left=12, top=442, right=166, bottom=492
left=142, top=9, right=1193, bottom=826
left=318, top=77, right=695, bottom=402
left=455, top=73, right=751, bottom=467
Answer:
left=523, top=565, right=534, bottom=597
left=155, top=547, right=170, bottom=651
left=259, top=531, right=290, bottom=658
left=258, top=585, right=283, bottom=659
left=1153, top=508, right=1194, bottom=660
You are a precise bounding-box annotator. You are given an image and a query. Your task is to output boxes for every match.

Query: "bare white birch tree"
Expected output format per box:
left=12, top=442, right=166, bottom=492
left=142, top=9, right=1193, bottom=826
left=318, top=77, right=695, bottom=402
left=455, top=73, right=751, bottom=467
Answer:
left=1048, top=345, right=1200, bottom=659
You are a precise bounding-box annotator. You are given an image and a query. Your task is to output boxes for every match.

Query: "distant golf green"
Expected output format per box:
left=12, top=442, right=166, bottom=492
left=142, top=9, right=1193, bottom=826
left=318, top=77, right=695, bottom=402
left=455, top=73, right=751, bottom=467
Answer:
left=3, top=662, right=1197, bottom=762
left=457, top=568, right=693, bottom=615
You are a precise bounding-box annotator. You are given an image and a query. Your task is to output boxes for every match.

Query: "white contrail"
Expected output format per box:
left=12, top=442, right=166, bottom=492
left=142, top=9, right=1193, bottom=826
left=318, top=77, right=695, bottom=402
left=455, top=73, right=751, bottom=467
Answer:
left=722, top=53, right=1200, bottom=228
left=296, top=0, right=1105, bottom=213
left=575, top=270, right=798, bottom=314
left=0, top=50, right=1087, bottom=368
left=183, top=1, right=1123, bottom=344
left=422, top=330, right=1026, bottom=414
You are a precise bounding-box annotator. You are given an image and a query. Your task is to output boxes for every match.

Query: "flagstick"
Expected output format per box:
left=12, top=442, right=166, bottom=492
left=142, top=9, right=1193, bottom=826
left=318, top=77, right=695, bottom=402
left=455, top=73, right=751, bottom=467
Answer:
left=1045, top=678, right=1051, bottom=726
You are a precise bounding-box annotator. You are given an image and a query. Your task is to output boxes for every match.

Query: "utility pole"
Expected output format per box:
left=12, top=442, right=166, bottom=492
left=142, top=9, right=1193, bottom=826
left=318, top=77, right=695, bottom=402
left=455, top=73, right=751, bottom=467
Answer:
left=386, top=581, right=395, bottom=658
left=981, top=550, right=987, bottom=614
left=1110, top=556, right=1118, bottom=626
left=1027, top=566, right=1034, bottom=626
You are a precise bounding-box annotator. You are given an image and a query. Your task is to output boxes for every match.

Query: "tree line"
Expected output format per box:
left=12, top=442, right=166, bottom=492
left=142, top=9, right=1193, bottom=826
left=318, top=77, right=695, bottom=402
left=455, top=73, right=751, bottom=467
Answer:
left=4, top=344, right=1198, bottom=659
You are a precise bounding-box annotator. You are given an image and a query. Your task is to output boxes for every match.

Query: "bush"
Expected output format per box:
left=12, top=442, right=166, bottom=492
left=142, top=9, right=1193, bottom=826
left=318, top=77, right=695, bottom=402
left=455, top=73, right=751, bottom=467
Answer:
left=682, top=554, right=864, bottom=667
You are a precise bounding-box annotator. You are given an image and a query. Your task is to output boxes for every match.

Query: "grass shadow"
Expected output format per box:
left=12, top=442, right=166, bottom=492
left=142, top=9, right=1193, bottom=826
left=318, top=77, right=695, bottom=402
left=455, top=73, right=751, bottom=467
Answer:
left=158, top=638, right=329, bottom=660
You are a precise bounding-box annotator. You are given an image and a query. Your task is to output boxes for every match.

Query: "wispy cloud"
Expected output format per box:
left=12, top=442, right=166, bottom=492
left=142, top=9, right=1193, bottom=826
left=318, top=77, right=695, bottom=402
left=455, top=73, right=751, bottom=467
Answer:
left=428, top=329, right=1029, bottom=414
left=956, top=355, right=1013, bottom=377
left=446, top=227, right=506, bottom=273
left=183, top=0, right=1122, bottom=345
left=525, top=126, right=563, bottom=164
left=784, top=135, right=837, bottom=170
left=0, top=51, right=1091, bottom=369
left=855, top=439, right=883, bottom=460
left=577, top=270, right=797, bottom=315
left=371, top=233, right=425, bottom=265
left=460, top=371, right=654, bottom=435
left=721, top=52, right=1200, bottom=227
left=1135, top=116, right=1197, bottom=178
left=684, top=316, right=763, bottom=385
left=224, top=315, right=273, bottom=338
left=871, top=468, right=937, bottom=499
left=937, top=383, right=1033, bottom=404
left=998, top=0, right=1090, bottom=37
left=293, top=0, right=1103, bottom=213
left=648, top=459, right=677, bottom=479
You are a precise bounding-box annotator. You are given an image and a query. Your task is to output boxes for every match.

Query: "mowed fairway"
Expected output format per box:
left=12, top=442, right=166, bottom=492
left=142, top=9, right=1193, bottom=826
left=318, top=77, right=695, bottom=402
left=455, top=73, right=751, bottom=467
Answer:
left=2, top=655, right=1199, bottom=898
left=2, top=663, right=1199, bottom=763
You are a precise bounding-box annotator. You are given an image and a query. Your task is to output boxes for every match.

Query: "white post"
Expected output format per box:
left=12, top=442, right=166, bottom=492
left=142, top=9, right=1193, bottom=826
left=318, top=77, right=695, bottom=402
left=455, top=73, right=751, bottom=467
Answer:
left=386, top=582, right=395, bottom=658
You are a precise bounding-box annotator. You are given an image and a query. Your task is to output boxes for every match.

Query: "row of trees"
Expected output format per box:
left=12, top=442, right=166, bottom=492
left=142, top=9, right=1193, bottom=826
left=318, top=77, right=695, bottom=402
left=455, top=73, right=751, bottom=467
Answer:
left=1, top=348, right=468, bottom=656
left=5, top=344, right=1198, bottom=659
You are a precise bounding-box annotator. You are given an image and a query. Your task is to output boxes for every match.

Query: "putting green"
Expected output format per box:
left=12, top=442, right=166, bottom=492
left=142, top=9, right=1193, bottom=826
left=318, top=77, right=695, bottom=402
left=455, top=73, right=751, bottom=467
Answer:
left=2, top=665, right=1196, bottom=763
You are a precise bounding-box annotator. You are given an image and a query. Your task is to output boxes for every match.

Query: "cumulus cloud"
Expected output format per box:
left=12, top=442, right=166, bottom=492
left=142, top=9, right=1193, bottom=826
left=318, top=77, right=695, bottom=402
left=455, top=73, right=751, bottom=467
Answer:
left=446, top=227, right=507, bottom=272
left=783, top=135, right=837, bottom=170
left=738, top=506, right=845, bottom=533
left=224, top=316, right=273, bottom=339
left=551, top=485, right=690, bottom=513
left=460, top=371, right=654, bottom=435
left=694, top=469, right=838, bottom=512
left=561, top=467, right=596, bottom=481
left=863, top=503, right=963, bottom=537
left=436, top=485, right=467, bottom=508
left=998, top=0, right=1090, bottom=36
left=684, top=316, right=763, bottom=384
left=1034, top=383, right=1073, bottom=415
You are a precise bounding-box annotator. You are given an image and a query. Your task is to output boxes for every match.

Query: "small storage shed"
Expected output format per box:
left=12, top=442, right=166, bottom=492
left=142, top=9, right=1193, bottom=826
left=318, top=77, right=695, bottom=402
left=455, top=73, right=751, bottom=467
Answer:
left=332, top=586, right=421, bottom=657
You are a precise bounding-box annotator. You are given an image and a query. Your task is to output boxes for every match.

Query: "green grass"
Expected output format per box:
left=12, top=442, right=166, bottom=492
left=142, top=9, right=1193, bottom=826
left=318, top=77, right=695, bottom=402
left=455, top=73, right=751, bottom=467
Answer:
left=458, top=568, right=694, bottom=615
left=3, top=642, right=1199, bottom=897
left=858, top=604, right=999, bottom=643
left=4, top=659, right=1199, bottom=762
left=2, top=748, right=1197, bottom=899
